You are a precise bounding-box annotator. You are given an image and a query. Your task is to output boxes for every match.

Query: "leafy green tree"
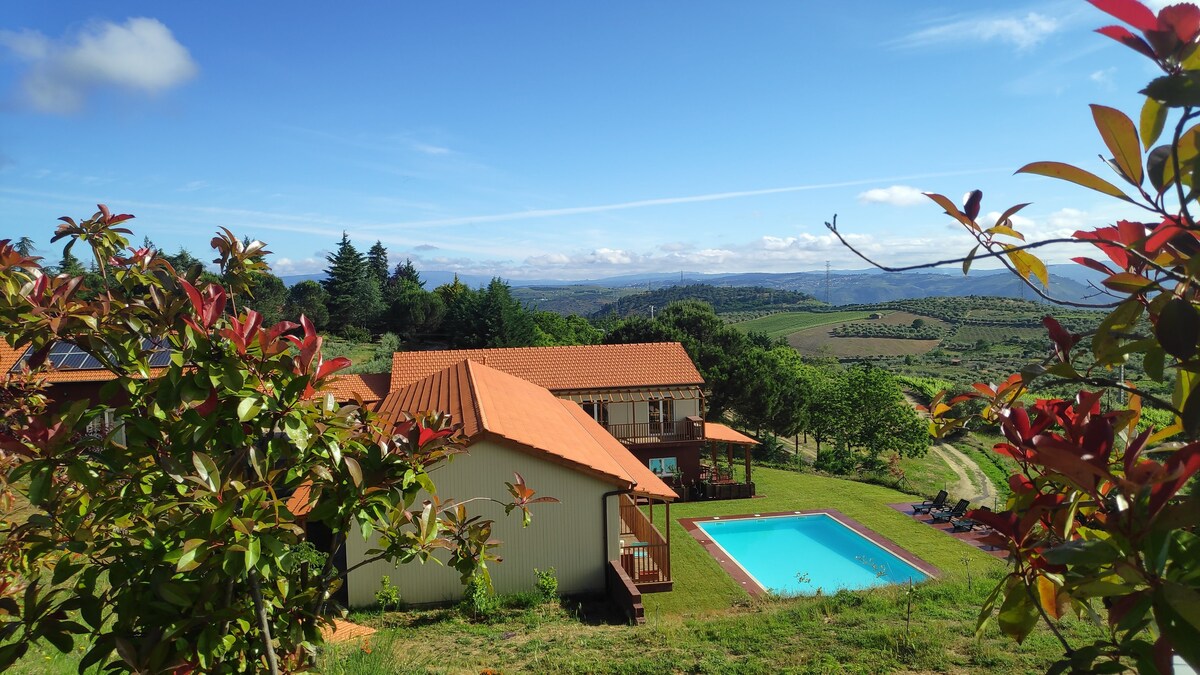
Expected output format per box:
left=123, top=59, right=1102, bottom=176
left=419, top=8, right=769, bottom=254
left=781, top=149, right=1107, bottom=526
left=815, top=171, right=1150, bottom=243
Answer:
left=321, top=233, right=383, bottom=334
left=602, top=316, right=685, bottom=345
left=383, top=279, right=446, bottom=342
left=533, top=311, right=602, bottom=345
left=0, top=208, right=552, bottom=673
left=285, top=280, right=330, bottom=330
left=243, top=271, right=288, bottom=326
left=366, top=240, right=389, bottom=288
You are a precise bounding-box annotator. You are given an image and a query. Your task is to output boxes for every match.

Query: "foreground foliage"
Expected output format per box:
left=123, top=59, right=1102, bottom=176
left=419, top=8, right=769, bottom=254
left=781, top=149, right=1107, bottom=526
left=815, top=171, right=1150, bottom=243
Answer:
left=0, top=210, right=550, bottom=672
left=833, top=2, right=1200, bottom=671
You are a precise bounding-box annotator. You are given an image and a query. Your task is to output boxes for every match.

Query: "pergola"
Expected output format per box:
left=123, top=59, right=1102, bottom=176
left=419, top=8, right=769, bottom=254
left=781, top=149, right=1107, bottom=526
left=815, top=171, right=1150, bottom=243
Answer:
left=703, top=422, right=759, bottom=486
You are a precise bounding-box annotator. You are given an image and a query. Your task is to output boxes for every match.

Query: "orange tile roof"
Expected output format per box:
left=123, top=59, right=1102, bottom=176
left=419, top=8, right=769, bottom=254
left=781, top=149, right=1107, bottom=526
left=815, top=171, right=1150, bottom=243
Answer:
left=389, top=343, right=703, bottom=392
left=376, top=360, right=677, bottom=500
left=705, top=422, right=759, bottom=446
left=319, top=373, right=390, bottom=403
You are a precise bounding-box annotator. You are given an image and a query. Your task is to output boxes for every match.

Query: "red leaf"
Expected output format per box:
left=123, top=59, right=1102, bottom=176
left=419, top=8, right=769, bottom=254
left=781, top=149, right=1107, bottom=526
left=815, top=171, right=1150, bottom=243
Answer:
left=180, top=279, right=202, bottom=317
left=1158, top=3, right=1200, bottom=42
left=1148, top=443, right=1200, bottom=515
left=1095, top=25, right=1158, bottom=58
left=1071, top=256, right=1116, bottom=277
left=1145, top=224, right=1186, bottom=253
left=313, top=356, right=351, bottom=381
left=963, top=190, right=983, bottom=221
left=1088, top=0, right=1159, bottom=32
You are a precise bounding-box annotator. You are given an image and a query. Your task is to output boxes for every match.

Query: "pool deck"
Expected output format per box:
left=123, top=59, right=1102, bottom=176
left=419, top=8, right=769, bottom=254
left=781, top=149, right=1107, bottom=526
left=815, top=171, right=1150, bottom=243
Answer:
left=887, top=502, right=1008, bottom=559
left=679, top=509, right=941, bottom=597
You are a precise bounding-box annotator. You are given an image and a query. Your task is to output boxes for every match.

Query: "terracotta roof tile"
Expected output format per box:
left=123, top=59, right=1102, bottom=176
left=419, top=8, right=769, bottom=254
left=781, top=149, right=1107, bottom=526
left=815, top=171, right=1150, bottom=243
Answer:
left=705, top=422, right=759, bottom=446
left=376, top=360, right=676, bottom=500
left=389, top=343, right=703, bottom=392
left=319, top=373, right=390, bottom=403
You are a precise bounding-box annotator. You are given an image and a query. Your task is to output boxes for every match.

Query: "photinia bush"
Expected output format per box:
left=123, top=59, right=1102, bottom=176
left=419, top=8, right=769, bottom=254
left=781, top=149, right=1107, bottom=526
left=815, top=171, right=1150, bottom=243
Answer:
left=0, top=208, right=553, bottom=673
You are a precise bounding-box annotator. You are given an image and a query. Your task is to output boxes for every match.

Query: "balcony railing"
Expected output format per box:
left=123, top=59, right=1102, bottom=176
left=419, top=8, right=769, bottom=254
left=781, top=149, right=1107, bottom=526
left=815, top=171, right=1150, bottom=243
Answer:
left=605, top=418, right=703, bottom=444
left=618, top=494, right=670, bottom=588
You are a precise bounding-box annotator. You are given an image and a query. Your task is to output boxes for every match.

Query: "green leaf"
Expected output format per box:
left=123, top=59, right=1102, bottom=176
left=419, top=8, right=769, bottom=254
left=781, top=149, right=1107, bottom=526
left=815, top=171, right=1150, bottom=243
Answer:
left=997, top=582, right=1039, bottom=644
left=1141, top=97, right=1168, bottom=147
left=246, top=537, right=260, bottom=571
left=1092, top=104, right=1143, bottom=186
left=1016, top=161, right=1135, bottom=203
left=344, top=456, right=363, bottom=487
left=1103, top=272, right=1156, bottom=293
left=156, top=581, right=191, bottom=607
left=211, top=497, right=237, bottom=532
left=192, top=452, right=219, bottom=492
left=43, top=629, right=74, bottom=654
left=236, top=396, right=261, bottom=422
left=1041, top=539, right=1119, bottom=566
left=1157, top=298, right=1200, bottom=361
left=28, top=464, right=52, bottom=505
left=1145, top=346, right=1167, bottom=381
left=963, top=245, right=980, bottom=276
left=1142, top=72, right=1200, bottom=108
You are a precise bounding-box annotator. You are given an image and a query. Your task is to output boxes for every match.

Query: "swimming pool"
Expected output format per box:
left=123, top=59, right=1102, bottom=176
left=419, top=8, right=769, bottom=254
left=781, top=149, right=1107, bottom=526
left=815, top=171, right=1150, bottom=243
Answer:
left=688, top=511, right=933, bottom=595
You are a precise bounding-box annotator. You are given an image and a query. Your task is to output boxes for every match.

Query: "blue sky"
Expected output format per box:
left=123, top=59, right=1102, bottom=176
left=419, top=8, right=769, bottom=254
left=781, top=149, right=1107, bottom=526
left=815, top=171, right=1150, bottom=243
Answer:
left=0, top=1, right=1170, bottom=281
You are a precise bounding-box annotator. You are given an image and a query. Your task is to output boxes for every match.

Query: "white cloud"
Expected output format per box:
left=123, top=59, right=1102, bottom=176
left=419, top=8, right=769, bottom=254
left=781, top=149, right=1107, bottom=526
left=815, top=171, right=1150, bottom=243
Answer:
left=1090, top=67, right=1117, bottom=89
left=857, top=185, right=927, bottom=207
left=896, top=12, right=1059, bottom=51
left=0, top=18, right=197, bottom=113
left=411, top=142, right=451, bottom=156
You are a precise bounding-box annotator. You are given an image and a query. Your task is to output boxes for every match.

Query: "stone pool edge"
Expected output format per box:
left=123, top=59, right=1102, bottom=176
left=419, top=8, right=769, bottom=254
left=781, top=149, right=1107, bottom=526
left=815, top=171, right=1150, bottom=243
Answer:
left=679, top=509, right=942, bottom=597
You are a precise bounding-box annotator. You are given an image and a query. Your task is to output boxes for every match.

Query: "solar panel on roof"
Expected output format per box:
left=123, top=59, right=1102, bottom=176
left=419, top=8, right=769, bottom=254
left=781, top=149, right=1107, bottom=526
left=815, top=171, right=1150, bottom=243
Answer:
left=9, top=337, right=174, bottom=373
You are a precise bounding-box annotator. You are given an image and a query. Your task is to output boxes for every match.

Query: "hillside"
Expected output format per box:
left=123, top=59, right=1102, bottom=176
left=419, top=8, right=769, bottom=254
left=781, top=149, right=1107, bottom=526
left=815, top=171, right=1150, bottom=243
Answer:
left=587, top=284, right=819, bottom=319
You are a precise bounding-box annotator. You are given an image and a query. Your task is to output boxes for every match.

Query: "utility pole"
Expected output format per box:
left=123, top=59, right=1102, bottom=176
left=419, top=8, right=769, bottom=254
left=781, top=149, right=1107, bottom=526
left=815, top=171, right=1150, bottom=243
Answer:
left=650, top=304, right=655, bottom=319
left=824, top=261, right=832, bottom=304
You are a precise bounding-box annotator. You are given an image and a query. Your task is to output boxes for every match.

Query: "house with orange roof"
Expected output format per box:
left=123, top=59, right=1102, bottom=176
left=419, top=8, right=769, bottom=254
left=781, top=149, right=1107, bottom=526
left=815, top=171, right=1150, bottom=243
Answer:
left=388, top=342, right=758, bottom=500
left=339, top=359, right=677, bottom=614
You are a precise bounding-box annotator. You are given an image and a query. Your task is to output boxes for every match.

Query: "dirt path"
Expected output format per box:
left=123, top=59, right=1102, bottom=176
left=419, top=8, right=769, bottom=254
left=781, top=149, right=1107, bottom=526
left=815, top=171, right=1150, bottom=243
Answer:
left=904, top=392, right=997, bottom=507
left=932, top=442, right=995, bottom=507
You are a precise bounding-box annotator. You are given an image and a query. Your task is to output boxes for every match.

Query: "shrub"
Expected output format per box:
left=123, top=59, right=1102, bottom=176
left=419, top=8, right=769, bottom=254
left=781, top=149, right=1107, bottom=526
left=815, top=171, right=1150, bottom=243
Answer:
left=534, top=567, right=558, bottom=600
left=460, top=573, right=499, bottom=621
left=375, top=575, right=401, bottom=612
left=375, top=332, right=401, bottom=360
left=342, top=324, right=372, bottom=342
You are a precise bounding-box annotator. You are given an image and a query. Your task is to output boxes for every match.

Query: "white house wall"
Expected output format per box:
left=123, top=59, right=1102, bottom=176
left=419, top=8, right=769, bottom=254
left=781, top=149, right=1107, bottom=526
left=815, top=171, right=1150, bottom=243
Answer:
left=344, top=439, right=621, bottom=607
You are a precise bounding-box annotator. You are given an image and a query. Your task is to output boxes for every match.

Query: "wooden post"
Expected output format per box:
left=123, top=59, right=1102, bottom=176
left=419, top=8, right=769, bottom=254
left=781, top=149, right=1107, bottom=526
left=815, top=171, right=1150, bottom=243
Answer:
left=665, top=501, right=671, bottom=580
left=726, top=444, right=733, bottom=480
left=745, top=445, right=752, bottom=486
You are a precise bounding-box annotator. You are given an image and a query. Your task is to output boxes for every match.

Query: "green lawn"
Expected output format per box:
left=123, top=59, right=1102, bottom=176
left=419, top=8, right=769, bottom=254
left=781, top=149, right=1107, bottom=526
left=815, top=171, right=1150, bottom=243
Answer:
left=13, top=468, right=1103, bottom=674
left=731, top=310, right=875, bottom=339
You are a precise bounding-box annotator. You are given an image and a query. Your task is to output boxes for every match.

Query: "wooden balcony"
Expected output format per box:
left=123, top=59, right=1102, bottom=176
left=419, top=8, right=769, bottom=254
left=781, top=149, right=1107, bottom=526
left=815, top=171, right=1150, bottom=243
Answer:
left=605, top=418, right=703, bottom=446
left=618, top=494, right=671, bottom=592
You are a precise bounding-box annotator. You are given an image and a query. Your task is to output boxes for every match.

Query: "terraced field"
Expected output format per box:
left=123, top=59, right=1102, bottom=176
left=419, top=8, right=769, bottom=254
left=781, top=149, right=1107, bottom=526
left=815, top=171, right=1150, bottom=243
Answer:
left=785, top=311, right=948, bottom=358
left=730, top=310, right=875, bottom=338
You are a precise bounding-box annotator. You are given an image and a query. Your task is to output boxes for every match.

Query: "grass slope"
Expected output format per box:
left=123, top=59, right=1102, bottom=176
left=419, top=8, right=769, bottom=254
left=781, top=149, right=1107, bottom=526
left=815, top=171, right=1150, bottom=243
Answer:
left=15, top=469, right=1101, bottom=674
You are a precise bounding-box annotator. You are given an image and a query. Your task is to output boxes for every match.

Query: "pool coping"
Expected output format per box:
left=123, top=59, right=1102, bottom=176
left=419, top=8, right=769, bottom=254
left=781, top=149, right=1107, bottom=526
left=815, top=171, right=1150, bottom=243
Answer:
left=679, top=509, right=942, bottom=597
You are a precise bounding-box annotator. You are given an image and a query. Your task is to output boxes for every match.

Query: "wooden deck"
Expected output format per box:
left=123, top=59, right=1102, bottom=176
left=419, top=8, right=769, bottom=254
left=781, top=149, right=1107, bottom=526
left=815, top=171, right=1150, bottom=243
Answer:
left=618, top=494, right=672, bottom=592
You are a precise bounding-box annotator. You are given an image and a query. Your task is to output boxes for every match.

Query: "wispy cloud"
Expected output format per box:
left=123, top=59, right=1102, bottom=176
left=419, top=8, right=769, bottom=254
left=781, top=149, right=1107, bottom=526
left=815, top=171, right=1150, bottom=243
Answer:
left=0, top=18, right=197, bottom=114
left=894, top=11, right=1060, bottom=51
left=357, top=168, right=1003, bottom=231
left=857, top=185, right=927, bottom=207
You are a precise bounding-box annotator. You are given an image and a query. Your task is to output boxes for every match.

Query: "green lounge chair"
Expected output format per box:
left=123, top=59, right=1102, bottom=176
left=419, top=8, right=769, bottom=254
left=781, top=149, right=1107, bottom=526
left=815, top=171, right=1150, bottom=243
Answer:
left=931, top=499, right=969, bottom=524
left=912, top=490, right=948, bottom=514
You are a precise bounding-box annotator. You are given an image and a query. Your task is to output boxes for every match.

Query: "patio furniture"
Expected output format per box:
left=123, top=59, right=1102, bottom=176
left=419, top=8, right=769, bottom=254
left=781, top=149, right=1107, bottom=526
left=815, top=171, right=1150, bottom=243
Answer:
left=912, top=490, right=948, bottom=515
left=949, top=515, right=980, bottom=532
left=931, top=499, right=969, bottom=524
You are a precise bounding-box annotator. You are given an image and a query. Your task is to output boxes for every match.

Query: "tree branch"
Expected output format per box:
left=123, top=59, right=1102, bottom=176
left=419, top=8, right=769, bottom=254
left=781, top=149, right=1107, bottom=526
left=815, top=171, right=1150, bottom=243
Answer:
left=248, top=570, right=280, bottom=675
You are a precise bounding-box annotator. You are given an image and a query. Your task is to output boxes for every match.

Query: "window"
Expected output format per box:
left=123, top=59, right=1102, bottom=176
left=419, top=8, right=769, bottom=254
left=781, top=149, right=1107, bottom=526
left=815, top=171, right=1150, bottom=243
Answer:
left=648, top=397, right=673, bottom=434
left=649, top=457, right=678, bottom=476
left=84, top=409, right=126, bottom=445
left=581, top=401, right=608, bottom=426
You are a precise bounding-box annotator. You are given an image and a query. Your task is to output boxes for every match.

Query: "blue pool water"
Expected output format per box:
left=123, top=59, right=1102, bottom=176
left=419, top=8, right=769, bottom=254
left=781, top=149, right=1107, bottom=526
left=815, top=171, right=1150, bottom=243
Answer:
left=697, top=513, right=930, bottom=595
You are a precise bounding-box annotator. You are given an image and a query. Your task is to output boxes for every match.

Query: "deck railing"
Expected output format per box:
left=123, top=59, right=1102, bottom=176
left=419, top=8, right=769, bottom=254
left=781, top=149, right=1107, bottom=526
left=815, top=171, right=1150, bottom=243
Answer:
left=605, top=418, right=703, bottom=444
left=618, top=494, right=670, bottom=586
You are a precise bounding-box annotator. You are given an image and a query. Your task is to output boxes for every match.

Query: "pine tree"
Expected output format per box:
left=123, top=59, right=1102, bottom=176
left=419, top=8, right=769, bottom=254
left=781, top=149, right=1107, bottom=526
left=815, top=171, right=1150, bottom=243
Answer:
left=322, top=233, right=383, bottom=334
left=389, top=258, right=423, bottom=288
left=14, top=237, right=36, bottom=257
left=367, top=240, right=389, bottom=288
left=57, top=245, right=86, bottom=277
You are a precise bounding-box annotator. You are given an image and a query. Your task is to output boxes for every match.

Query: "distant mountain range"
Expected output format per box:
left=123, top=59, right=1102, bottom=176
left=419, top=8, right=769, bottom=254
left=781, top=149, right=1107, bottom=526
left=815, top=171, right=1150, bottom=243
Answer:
left=281, top=264, right=1107, bottom=314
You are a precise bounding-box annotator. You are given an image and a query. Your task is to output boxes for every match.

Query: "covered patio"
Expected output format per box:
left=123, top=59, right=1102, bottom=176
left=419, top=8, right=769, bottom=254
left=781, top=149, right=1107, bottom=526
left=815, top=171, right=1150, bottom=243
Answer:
left=697, top=422, right=759, bottom=500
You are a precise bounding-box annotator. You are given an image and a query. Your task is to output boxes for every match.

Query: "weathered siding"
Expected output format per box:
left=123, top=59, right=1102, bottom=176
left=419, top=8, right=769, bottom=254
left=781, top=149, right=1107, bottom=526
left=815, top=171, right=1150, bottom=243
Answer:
left=345, top=439, right=621, bottom=607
